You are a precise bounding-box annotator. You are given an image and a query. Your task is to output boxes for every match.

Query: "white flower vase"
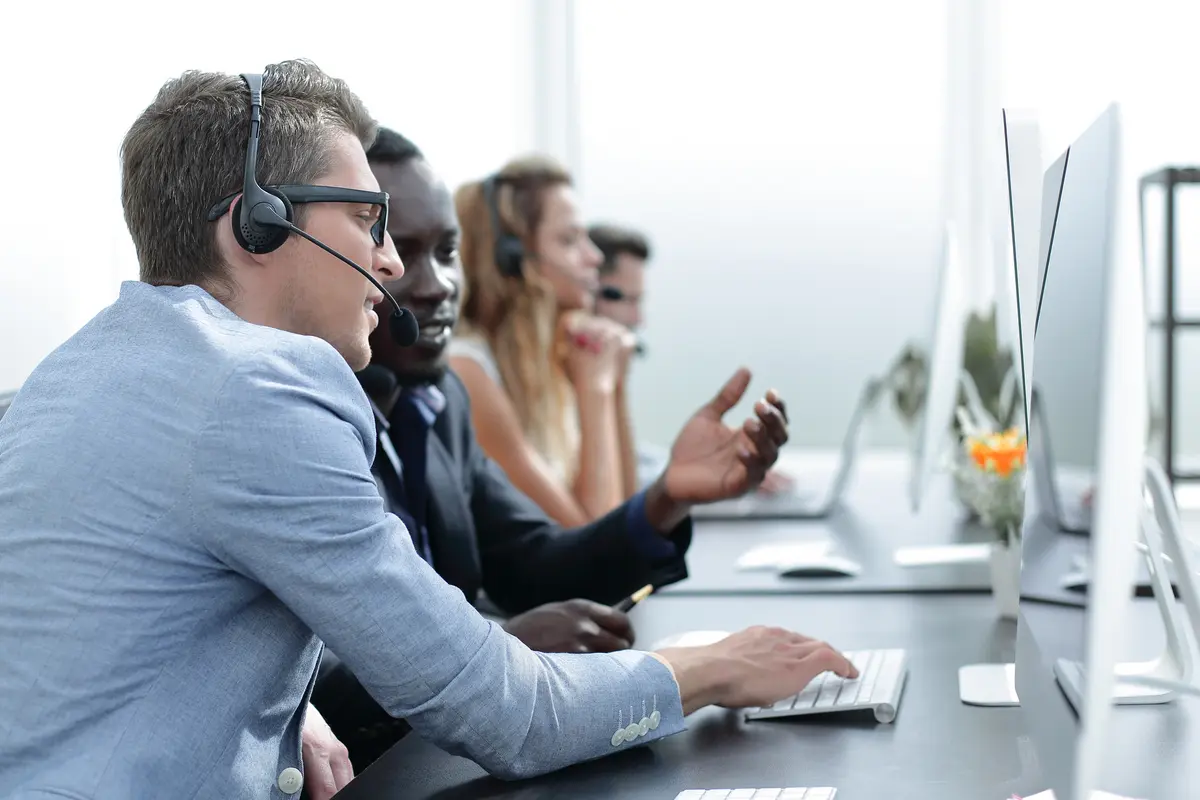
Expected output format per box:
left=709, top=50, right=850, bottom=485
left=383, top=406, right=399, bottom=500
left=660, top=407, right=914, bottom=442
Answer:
left=989, top=525, right=1021, bottom=620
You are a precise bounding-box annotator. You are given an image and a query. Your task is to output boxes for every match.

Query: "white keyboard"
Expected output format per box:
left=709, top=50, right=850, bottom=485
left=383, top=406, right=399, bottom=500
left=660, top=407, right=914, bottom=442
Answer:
left=676, top=791, right=835, bottom=796
left=674, top=789, right=836, bottom=799
left=746, top=648, right=908, bottom=724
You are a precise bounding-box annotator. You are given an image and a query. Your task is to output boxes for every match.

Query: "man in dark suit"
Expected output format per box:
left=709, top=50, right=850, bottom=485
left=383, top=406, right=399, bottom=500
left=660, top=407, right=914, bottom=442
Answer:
left=311, top=129, right=791, bottom=772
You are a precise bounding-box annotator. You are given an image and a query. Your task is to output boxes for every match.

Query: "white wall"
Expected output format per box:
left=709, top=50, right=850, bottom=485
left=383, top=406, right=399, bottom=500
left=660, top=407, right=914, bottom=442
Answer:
left=0, top=0, right=536, bottom=390
left=11, top=1, right=1198, bottom=465
left=996, top=1, right=1200, bottom=463
left=574, top=0, right=950, bottom=450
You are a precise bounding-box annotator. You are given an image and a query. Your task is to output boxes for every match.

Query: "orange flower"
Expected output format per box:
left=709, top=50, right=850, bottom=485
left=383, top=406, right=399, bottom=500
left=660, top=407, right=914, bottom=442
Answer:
left=964, top=428, right=1027, bottom=478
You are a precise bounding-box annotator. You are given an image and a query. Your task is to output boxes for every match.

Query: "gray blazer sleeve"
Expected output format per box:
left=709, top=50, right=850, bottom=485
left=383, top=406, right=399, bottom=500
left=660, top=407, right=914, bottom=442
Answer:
left=186, top=343, right=686, bottom=779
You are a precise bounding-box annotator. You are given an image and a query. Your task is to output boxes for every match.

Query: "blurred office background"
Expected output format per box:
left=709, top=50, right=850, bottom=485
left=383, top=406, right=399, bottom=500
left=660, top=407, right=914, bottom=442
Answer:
left=3, top=0, right=1200, bottom=461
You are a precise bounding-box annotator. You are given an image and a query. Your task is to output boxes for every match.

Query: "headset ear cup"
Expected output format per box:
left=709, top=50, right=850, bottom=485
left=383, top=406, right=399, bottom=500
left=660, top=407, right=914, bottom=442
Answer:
left=231, top=189, right=293, bottom=254
left=265, top=187, right=294, bottom=225
left=496, top=235, right=525, bottom=278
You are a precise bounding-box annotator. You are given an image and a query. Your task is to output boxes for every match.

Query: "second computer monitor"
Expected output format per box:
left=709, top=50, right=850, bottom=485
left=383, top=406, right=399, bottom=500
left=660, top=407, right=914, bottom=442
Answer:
left=1029, top=143, right=1097, bottom=535
left=1014, top=103, right=1145, bottom=800
left=908, top=223, right=967, bottom=512
left=1000, top=108, right=1044, bottom=438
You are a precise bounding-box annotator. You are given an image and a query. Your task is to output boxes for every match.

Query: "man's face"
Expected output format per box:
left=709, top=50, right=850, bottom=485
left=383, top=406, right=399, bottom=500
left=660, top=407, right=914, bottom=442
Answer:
left=594, top=253, right=646, bottom=330
left=272, top=131, right=402, bottom=371
left=367, top=158, right=462, bottom=384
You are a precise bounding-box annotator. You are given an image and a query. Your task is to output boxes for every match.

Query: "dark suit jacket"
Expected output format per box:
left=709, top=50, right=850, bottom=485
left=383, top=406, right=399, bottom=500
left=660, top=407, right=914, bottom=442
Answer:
left=313, top=370, right=692, bottom=769
left=401, top=370, right=691, bottom=613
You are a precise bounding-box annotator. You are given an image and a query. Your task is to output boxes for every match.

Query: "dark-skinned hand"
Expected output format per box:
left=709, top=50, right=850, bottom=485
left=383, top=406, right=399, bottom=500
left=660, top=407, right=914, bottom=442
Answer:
left=662, top=368, right=790, bottom=504
left=504, top=599, right=636, bottom=653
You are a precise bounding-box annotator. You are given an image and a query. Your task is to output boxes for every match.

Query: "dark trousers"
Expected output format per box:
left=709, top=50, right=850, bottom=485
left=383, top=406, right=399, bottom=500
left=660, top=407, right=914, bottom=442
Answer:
left=311, top=651, right=413, bottom=774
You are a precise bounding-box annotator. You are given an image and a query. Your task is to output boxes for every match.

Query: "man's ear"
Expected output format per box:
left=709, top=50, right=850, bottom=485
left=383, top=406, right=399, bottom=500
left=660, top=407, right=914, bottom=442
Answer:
left=211, top=211, right=278, bottom=270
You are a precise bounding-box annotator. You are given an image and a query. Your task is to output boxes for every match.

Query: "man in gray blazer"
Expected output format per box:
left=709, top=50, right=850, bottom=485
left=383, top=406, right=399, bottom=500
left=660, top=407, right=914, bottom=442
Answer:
left=0, top=60, right=855, bottom=800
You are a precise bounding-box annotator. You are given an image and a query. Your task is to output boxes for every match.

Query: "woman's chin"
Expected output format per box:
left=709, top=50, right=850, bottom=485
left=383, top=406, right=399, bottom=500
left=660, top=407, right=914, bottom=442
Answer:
left=558, top=292, right=591, bottom=312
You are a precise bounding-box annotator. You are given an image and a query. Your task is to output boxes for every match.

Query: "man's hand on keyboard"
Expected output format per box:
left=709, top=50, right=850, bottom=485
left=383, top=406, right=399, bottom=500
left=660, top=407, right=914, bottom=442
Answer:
left=654, top=626, right=857, bottom=715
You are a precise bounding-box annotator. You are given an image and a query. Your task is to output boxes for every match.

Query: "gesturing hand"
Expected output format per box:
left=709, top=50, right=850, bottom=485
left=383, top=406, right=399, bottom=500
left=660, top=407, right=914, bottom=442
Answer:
left=663, top=368, right=789, bottom=504
left=301, top=703, right=354, bottom=800
left=504, top=599, right=636, bottom=653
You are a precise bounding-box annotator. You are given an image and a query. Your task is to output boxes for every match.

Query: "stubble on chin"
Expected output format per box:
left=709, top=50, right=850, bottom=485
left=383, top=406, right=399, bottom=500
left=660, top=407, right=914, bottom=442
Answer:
left=341, top=334, right=372, bottom=373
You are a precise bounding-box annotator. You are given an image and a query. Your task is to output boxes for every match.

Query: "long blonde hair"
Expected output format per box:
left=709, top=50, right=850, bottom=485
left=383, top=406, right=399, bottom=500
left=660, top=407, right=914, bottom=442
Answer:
left=455, top=155, right=577, bottom=474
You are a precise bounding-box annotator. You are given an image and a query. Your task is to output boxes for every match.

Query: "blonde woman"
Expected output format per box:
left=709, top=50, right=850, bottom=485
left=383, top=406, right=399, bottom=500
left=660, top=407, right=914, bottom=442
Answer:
left=449, top=156, right=640, bottom=527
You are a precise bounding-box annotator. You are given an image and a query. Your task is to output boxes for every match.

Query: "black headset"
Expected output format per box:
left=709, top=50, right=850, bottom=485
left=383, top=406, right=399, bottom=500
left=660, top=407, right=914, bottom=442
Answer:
left=482, top=174, right=525, bottom=279
left=204, top=70, right=420, bottom=347
left=229, top=73, right=293, bottom=254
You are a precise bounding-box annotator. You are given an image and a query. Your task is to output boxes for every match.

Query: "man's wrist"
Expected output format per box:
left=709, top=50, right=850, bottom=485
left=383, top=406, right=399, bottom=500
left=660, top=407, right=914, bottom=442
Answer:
left=651, top=648, right=726, bottom=715
left=644, top=474, right=691, bottom=534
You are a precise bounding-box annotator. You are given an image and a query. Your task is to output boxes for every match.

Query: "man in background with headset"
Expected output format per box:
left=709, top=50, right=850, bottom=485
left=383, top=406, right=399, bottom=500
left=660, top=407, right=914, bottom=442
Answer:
left=0, top=60, right=855, bottom=800
left=588, top=223, right=667, bottom=489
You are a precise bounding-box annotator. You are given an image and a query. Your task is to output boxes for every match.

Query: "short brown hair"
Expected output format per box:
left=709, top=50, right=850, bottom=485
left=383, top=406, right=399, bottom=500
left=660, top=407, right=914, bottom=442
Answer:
left=587, top=224, right=651, bottom=276
left=120, top=59, right=377, bottom=294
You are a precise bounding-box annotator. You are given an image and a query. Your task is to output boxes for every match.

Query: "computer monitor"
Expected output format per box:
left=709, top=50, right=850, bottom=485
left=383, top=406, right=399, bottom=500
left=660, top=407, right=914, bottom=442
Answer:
left=1013, top=103, right=1147, bottom=800
left=953, top=110, right=1047, bottom=707
left=1000, top=109, right=1044, bottom=438
left=1025, top=143, right=1098, bottom=535
left=907, top=223, right=968, bottom=513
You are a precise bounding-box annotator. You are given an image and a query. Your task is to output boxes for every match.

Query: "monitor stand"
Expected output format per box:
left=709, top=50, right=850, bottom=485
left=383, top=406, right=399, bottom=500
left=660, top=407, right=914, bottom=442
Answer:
left=958, top=661, right=1019, bottom=706
left=960, top=458, right=1194, bottom=708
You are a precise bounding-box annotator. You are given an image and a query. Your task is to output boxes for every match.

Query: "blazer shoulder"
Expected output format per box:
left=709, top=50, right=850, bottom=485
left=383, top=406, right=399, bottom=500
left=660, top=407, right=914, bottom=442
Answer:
left=435, top=370, right=476, bottom=442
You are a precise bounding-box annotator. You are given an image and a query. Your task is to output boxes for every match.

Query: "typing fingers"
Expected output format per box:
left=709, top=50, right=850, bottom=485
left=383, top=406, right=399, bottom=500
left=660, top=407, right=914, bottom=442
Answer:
left=794, top=641, right=858, bottom=680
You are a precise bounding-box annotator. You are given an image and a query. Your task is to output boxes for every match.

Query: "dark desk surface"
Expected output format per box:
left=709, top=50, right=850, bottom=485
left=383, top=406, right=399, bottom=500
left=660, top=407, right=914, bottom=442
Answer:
left=666, top=452, right=1162, bottom=602
left=661, top=451, right=997, bottom=596
left=334, top=593, right=1200, bottom=799
left=336, top=594, right=1026, bottom=800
